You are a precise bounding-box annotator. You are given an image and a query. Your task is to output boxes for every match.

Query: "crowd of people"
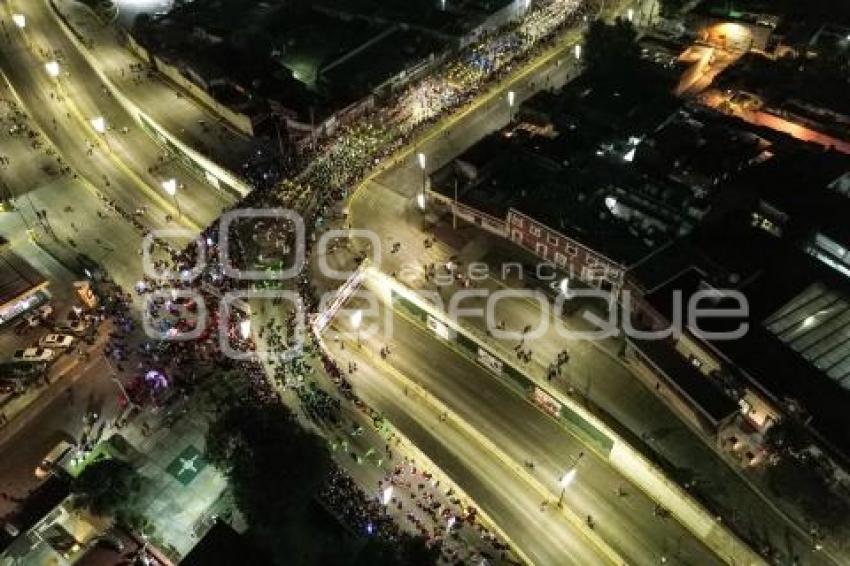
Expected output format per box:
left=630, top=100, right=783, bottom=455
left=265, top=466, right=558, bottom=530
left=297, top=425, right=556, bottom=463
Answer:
left=69, top=0, right=601, bottom=561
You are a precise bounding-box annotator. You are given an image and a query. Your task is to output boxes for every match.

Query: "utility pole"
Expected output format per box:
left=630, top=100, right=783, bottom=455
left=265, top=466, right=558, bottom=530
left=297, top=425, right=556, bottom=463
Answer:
left=452, top=178, right=458, bottom=230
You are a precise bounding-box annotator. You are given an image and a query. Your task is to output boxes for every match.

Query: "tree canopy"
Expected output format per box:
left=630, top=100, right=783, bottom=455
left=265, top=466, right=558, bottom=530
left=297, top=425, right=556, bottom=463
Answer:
left=582, top=18, right=642, bottom=85
left=206, top=392, right=338, bottom=564
left=71, top=458, right=142, bottom=518
left=658, top=0, right=687, bottom=17
left=207, top=400, right=333, bottom=527
left=353, top=533, right=440, bottom=566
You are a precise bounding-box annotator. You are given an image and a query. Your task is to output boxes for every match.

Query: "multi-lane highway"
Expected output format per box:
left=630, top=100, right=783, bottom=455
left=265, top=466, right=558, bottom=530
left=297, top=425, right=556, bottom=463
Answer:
left=0, top=0, right=237, bottom=236
left=327, top=299, right=723, bottom=565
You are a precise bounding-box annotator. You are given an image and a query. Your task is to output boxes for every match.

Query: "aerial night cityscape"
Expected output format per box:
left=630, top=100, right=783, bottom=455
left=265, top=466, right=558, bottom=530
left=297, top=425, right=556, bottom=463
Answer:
left=0, top=0, right=849, bottom=564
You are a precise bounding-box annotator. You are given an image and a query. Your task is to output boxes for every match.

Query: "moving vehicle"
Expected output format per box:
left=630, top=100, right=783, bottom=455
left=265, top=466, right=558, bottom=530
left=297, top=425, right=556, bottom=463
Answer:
left=38, top=334, right=76, bottom=349
left=34, top=440, right=76, bottom=478
left=12, top=347, right=55, bottom=363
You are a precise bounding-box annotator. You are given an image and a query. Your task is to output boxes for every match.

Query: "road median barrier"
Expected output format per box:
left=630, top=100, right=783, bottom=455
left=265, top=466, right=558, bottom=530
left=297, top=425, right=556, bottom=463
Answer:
left=364, top=267, right=765, bottom=566
left=45, top=0, right=251, bottom=200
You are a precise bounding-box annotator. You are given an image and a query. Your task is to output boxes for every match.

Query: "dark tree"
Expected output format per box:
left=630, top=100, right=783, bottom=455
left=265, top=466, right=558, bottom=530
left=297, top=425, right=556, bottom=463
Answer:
left=71, top=458, right=142, bottom=517
left=207, top=401, right=332, bottom=526
left=583, top=18, right=641, bottom=82
left=658, top=0, right=687, bottom=17
left=353, top=534, right=438, bottom=566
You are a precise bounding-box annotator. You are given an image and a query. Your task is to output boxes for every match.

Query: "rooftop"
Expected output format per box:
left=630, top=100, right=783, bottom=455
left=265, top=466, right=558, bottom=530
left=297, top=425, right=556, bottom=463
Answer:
left=0, top=243, right=47, bottom=310
left=628, top=336, right=738, bottom=424
left=134, top=0, right=450, bottom=123
left=633, top=217, right=850, bottom=465
left=764, top=282, right=850, bottom=386
left=314, top=0, right=517, bottom=39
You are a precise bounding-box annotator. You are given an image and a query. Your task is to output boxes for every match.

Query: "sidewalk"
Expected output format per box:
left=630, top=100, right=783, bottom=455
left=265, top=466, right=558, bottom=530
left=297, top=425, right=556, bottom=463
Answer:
left=247, top=306, right=520, bottom=564
left=50, top=0, right=259, bottom=172
left=0, top=321, right=111, bottom=448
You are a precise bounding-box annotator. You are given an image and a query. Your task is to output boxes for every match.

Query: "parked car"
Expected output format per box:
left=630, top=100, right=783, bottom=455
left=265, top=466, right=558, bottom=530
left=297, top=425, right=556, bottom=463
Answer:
left=24, top=305, right=54, bottom=327
left=53, top=320, right=88, bottom=336
left=34, top=440, right=76, bottom=478
left=0, top=360, right=47, bottom=380
left=38, top=334, right=75, bottom=349
left=12, top=347, right=55, bottom=363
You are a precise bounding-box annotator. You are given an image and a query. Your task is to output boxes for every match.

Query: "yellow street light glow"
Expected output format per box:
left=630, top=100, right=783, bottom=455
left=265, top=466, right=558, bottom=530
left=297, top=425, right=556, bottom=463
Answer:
left=161, top=178, right=177, bottom=196
left=350, top=309, right=362, bottom=329
left=416, top=192, right=426, bottom=210
left=45, top=61, right=61, bottom=78
left=574, top=44, right=582, bottom=60
left=417, top=152, right=426, bottom=170
left=12, top=14, right=26, bottom=28
left=507, top=90, right=516, bottom=107
left=381, top=485, right=393, bottom=505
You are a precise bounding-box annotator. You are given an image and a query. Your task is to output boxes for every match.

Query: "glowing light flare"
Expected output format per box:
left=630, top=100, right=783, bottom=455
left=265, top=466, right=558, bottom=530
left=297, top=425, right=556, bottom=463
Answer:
left=559, top=467, right=577, bottom=488
left=350, top=309, right=363, bottom=329
left=91, top=116, right=106, bottom=134
left=45, top=61, right=60, bottom=78
left=161, top=178, right=177, bottom=196
left=239, top=319, right=251, bottom=339
left=381, top=486, right=393, bottom=505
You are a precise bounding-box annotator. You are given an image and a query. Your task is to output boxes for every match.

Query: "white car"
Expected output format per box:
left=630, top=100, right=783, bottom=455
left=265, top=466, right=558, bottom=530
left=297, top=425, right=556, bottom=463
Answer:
left=24, top=305, right=54, bottom=327
left=54, top=320, right=88, bottom=335
left=12, top=347, right=55, bottom=363
left=34, top=440, right=76, bottom=479
left=39, top=334, right=75, bottom=349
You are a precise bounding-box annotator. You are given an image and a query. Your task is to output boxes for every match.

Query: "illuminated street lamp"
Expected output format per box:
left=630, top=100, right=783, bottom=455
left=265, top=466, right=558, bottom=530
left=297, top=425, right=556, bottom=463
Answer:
left=90, top=116, right=106, bottom=134
left=350, top=309, right=362, bottom=330
left=574, top=44, right=582, bottom=60
left=162, top=178, right=177, bottom=196
left=381, top=486, right=393, bottom=505
left=627, top=8, right=634, bottom=22
left=12, top=14, right=26, bottom=29
left=161, top=178, right=182, bottom=219
left=417, top=152, right=427, bottom=209
left=507, top=90, right=516, bottom=122
left=557, top=452, right=584, bottom=507
left=45, top=61, right=61, bottom=78
left=239, top=319, right=251, bottom=340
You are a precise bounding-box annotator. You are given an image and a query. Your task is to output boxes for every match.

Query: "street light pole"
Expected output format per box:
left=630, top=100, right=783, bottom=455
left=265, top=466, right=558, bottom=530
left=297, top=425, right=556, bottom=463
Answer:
left=91, top=116, right=110, bottom=151
left=102, top=353, right=136, bottom=409
left=452, top=178, right=458, bottom=230
left=161, top=178, right=182, bottom=219
left=557, top=451, right=585, bottom=507
left=417, top=152, right=427, bottom=209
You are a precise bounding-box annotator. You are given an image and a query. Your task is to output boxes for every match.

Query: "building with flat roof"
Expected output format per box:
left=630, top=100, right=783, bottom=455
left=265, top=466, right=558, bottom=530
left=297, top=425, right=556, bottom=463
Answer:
left=130, top=0, right=522, bottom=144
left=626, top=147, right=850, bottom=469
left=0, top=240, right=49, bottom=327
left=428, top=76, right=767, bottom=297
